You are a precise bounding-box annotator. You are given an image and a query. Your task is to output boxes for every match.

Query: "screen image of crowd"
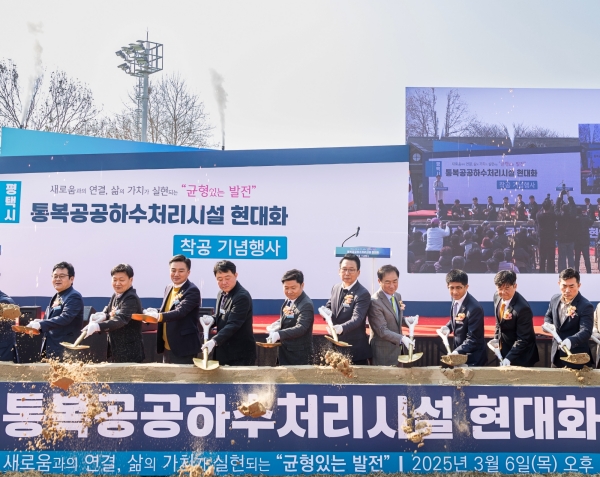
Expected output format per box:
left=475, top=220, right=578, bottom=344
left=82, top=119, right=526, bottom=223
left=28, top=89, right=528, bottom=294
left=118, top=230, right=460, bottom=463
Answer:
left=408, top=189, right=600, bottom=274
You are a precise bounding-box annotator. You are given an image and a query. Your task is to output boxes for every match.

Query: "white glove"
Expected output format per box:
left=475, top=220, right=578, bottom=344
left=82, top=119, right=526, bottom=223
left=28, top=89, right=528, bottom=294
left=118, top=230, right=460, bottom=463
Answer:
left=593, top=327, right=598, bottom=334
left=267, top=331, right=280, bottom=344
left=318, top=306, right=332, bottom=320
left=90, top=312, right=107, bottom=323
left=143, top=308, right=159, bottom=319
left=401, top=335, right=415, bottom=348
left=266, top=320, right=281, bottom=333
left=333, top=324, right=343, bottom=335
left=489, top=338, right=500, bottom=349
left=562, top=338, right=572, bottom=350
left=26, top=321, right=41, bottom=330
left=593, top=332, right=600, bottom=342
left=450, top=350, right=459, bottom=355
left=82, top=321, right=100, bottom=339
left=439, top=326, right=450, bottom=336
left=501, top=358, right=511, bottom=366
left=201, top=339, right=216, bottom=353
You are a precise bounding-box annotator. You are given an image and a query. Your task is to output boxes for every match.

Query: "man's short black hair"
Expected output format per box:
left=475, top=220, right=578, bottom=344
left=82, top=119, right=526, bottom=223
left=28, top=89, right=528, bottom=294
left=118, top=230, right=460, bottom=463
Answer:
left=487, top=196, right=493, bottom=200
left=213, top=260, right=236, bottom=275
left=111, top=263, right=134, bottom=278
left=170, top=254, right=191, bottom=270
left=282, top=269, right=304, bottom=284
left=559, top=267, right=580, bottom=284
left=53, top=261, right=75, bottom=277
left=377, top=264, right=399, bottom=281
left=494, top=270, right=516, bottom=287
left=340, top=253, right=361, bottom=271
left=446, top=269, right=468, bottom=286
left=529, top=195, right=535, bottom=200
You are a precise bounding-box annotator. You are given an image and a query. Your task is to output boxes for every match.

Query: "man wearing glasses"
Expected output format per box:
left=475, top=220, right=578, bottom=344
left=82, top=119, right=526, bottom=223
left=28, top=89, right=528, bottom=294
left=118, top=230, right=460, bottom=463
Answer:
left=324, top=253, right=371, bottom=365
left=26, top=262, right=84, bottom=361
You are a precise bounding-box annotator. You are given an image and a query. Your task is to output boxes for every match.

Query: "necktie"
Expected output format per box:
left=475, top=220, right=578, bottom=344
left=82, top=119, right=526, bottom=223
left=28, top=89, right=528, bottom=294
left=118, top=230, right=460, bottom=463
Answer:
left=499, top=302, right=505, bottom=321
left=560, top=302, right=567, bottom=325
left=453, top=301, right=459, bottom=320
left=390, top=296, right=399, bottom=325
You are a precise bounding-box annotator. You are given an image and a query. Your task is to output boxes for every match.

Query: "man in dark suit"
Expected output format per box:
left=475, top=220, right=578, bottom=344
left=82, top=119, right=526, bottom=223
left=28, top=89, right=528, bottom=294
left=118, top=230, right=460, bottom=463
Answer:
left=536, top=200, right=556, bottom=273
left=438, top=269, right=486, bottom=366
left=544, top=268, right=593, bottom=369
left=324, top=253, right=371, bottom=364
left=0, top=290, right=18, bottom=362
left=527, top=195, right=539, bottom=222
left=583, top=198, right=597, bottom=221
left=26, top=262, right=84, bottom=361
left=368, top=265, right=414, bottom=366
left=202, top=260, right=256, bottom=366
left=153, top=255, right=201, bottom=364
left=491, top=271, right=539, bottom=367
left=468, top=197, right=483, bottom=220
left=81, top=264, right=145, bottom=363
left=483, top=196, right=497, bottom=221
left=267, top=269, right=314, bottom=365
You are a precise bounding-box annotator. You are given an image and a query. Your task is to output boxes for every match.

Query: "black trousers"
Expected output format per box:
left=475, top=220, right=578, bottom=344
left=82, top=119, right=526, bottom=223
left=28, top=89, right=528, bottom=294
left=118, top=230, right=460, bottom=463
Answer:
left=574, top=243, right=592, bottom=273
left=538, top=241, right=555, bottom=273
left=162, top=349, right=196, bottom=364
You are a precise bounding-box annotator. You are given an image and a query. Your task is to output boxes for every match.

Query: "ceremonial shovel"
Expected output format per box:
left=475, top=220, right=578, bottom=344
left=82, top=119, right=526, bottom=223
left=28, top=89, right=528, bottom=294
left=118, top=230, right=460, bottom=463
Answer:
left=487, top=340, right=504, bottom=364
left=12, top=325, right=40, bottom=336
left=398, top=315, right=423, bottom=364
left=591, top=334, right=600, bottom=347
left=131, top=313, right=159, bottom=324
left=541, top=323, right=590, bottom=365
left=319, top=306, right=351, bottom=347
left=193, top=316, right=220, bottom=371
left=436, top=328, right=468, bottom=366
left=61, top=330, right=90, bottom=350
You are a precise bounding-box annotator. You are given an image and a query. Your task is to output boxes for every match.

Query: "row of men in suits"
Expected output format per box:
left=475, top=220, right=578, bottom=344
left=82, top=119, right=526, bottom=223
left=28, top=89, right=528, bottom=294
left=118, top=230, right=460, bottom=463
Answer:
left=22, top=257, right=258, bottom=365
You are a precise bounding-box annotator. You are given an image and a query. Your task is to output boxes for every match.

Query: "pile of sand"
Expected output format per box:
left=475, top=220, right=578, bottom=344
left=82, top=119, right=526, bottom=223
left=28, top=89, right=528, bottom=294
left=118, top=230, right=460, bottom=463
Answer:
left=28, top=359, right=110, bottom=450
left=0, top=303, right=21, bottom=320
left=323, top=350, right=354, bottom=378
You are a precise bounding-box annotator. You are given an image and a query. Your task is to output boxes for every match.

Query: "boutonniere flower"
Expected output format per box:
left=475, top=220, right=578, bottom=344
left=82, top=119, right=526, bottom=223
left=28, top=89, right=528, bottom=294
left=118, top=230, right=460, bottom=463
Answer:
left=283, top=306, right=294, bottom=317
left=110, top=306, right=120, bottom=318
left=52, top=297, right=63, bottom=308
left=398, top=300, right=406, bottom=311
left=503, top=309, right=513, bottom=320
left=566, top=305, right=577, bottom=318
left=173, top=292, right=184, bottom=305
left=456, top=312, right=466, bottom=321
left=344, top=294, right=354, bottom=305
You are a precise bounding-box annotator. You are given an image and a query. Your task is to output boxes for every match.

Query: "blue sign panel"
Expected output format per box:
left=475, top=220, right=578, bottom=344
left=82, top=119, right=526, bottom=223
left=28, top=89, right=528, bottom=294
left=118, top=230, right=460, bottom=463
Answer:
left=0, top=181, right=21, bottom=223
left=3, top=382, right=600, bottom=474
left=497, top=180, right=538, bottom=190
left=335, top=246, right=391, bottom=258
left=174, top=235, right=287, bottom=259
left=425, top=160, right=442, bottom=177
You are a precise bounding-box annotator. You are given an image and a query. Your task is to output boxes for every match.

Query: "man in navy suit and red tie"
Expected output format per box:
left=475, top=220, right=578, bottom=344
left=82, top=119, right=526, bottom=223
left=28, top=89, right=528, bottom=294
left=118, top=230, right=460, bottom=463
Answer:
left=147, top=255, right=201, bottom=364
left=437, top=269, right=486, bottom=366
left=324, top=253, right=371, bottom=365
left=544, top=268, right=593, bottom=369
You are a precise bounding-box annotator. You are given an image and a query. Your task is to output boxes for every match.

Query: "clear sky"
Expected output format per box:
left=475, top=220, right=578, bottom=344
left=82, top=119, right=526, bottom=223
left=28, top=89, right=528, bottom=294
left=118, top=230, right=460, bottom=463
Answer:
left=2, top=0, right=600, bottom=150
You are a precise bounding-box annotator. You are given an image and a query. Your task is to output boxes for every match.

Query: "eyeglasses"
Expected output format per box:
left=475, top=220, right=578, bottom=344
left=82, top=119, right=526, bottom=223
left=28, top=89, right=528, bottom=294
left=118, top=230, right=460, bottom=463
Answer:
left=340, top=268, right=358, bottom=273
left=51, top=274, right=70, bottom=280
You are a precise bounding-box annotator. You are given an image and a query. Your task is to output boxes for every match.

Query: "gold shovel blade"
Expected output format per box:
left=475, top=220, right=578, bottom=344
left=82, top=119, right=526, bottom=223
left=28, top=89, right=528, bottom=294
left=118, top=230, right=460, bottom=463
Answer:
left=256, top=342, right=282, bottom=348
left=193, top=357, right=220, bottom=371
left=561, top=353, right=590, bottom=365
left=60, top=342, right=90, bottom=350
left=324, top=335, right=352, bottom=347
left=51, top=377, right=75, bottom=391
left=12, top=325, right=40, bottom=336
left=131, top=313, right=159, bottom=324
left=398, top=352, right=424, bottom=363
left=440, top=354, right=468, bottom=366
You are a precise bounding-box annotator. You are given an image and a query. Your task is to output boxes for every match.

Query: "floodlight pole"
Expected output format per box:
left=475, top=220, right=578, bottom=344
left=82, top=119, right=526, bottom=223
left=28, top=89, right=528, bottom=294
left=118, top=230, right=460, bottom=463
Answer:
left=141, top=70, right=149, bottom=142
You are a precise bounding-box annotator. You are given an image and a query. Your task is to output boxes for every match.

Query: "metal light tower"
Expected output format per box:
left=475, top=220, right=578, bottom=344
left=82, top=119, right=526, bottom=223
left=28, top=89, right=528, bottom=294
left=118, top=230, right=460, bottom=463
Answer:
left=116, top=39, right=163, bottom=142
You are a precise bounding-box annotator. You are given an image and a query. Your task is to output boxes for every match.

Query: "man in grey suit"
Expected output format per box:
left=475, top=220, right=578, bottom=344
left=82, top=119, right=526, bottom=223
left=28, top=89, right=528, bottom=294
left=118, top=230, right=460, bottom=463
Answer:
left=267, top=269, right=314, bottom=365
left=368, top=265, right=414, bottom=366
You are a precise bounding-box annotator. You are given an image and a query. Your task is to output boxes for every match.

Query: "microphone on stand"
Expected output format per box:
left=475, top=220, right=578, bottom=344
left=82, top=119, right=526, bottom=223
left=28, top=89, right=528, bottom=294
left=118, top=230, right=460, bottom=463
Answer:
left=341, top=227, right=360, bottom=247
